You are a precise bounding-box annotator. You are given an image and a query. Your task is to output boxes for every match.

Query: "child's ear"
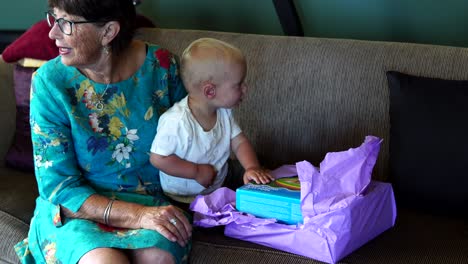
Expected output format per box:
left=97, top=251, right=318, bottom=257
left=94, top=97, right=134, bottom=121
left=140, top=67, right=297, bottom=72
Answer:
left=203, top=83, right=216, bottom=99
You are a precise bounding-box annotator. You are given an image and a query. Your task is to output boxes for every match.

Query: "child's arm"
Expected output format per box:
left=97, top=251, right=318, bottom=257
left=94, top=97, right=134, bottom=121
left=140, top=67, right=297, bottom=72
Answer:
left=150, top=153, right=216, bottom=187
left=231, top=133, right=274, bottom=184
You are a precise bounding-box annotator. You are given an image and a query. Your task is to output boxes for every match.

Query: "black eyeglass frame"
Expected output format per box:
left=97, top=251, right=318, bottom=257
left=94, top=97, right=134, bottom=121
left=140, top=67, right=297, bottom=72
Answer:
left=45, top=11, right=104, bottom=35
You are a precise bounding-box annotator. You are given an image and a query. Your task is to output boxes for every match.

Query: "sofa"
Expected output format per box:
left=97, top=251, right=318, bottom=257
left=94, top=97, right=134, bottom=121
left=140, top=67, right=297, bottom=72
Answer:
left=1, top=27, right=467, bottom=264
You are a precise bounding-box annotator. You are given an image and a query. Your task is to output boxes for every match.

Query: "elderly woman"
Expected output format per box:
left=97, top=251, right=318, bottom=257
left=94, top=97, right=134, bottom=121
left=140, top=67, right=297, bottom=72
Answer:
left=14, top=0, right=191, bottom=263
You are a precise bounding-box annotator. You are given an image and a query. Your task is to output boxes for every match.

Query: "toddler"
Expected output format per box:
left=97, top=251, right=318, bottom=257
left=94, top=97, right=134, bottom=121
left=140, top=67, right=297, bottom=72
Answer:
left=150, top=38, right=273, bottom=203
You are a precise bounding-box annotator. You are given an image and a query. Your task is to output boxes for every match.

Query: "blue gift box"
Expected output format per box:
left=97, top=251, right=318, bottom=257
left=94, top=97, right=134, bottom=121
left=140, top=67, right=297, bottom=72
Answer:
left=236, top=177, right=302, bottom=224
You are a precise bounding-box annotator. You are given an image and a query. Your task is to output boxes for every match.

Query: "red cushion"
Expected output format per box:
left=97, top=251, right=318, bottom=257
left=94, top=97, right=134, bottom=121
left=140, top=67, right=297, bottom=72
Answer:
left=2, top=20, right=58, bottom=63
left=2, top=15, right=156, bottom=63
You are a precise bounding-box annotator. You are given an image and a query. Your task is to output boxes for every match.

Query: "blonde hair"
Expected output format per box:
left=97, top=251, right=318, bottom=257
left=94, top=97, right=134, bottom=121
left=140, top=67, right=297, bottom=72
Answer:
left=180, top=38, right=246, bottom=92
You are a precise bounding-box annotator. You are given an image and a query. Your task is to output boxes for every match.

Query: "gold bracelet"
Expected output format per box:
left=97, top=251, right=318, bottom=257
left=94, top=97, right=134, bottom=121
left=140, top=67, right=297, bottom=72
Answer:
left=103, top=199, right=115, bottom=225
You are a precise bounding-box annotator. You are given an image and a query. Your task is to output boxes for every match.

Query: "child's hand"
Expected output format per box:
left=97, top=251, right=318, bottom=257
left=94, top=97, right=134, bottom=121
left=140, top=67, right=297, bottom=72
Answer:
left=195, top=164, right=217, bottom=188
left=243, top=168, right=275, bottom=184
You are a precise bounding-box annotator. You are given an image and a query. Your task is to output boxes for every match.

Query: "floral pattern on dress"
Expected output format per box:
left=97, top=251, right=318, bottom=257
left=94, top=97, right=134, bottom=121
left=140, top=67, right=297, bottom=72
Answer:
left=31, top=122, right=69, bottom=170
left=155, top=48, right=171, bottom=69
left=67, top=78, right=142, bottom=170
left=41, top=241, right=62, bottom=264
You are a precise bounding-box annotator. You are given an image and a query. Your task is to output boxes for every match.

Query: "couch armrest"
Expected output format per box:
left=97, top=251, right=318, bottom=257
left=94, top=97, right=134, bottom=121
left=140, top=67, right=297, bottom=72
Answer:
left=0, top=55, right=16, bottom=167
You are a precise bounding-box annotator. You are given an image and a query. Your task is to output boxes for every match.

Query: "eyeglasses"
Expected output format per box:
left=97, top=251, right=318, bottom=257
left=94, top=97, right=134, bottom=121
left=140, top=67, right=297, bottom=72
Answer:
left=45, top=11, right=102, bottom=35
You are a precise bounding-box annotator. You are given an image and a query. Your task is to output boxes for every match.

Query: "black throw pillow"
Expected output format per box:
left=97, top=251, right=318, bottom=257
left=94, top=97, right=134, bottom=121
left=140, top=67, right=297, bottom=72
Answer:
left=387, top=71, right=468, bottom=217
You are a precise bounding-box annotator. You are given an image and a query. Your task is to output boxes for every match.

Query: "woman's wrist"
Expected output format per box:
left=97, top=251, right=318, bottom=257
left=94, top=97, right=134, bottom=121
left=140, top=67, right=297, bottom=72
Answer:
left=106, top=200, right=148, bottom=229
left=103, top=198, right=115, bottom=225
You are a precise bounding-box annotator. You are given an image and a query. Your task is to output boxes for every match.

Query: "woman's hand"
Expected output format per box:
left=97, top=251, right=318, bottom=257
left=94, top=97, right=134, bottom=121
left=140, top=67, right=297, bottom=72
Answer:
left=243, top=167, right=275, bottom=184
left=138, top=205, right=192, bottom=247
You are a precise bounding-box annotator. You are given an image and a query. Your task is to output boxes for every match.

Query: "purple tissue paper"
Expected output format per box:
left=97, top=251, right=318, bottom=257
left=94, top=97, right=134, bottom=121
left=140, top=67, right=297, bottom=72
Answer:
left=190, top=136, right=396, bottom=264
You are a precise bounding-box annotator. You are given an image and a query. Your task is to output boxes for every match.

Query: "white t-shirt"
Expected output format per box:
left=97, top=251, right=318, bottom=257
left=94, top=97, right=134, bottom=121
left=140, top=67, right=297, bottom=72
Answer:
left=150, top=96, right=242, bottom=201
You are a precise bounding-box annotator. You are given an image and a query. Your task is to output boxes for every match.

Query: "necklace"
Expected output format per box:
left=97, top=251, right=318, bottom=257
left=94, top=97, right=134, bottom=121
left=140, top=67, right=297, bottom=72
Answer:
left=95, top=83, right=111, bottom=111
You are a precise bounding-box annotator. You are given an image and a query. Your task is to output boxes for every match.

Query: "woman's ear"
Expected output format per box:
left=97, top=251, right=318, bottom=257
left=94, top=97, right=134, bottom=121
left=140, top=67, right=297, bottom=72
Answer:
left=203, top=82, right=216, bottom=99
left=101, top=21, right=120, bottom=46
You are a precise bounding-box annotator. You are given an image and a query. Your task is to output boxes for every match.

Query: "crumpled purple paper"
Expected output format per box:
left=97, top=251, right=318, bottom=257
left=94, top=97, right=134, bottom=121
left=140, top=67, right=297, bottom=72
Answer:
left=300, top=135, right=382, bottom=219
left=189, top=136, right=396, bottom=264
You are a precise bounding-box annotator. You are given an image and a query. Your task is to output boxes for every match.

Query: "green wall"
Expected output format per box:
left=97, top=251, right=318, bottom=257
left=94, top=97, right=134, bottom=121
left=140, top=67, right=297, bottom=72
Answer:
left=138, top=0, right=283, bottom=35
left=1, top=1, right=48, bottom=30
left=294, top=0, right=468, bottom=48
left=1, top=0, right=468, bottom=48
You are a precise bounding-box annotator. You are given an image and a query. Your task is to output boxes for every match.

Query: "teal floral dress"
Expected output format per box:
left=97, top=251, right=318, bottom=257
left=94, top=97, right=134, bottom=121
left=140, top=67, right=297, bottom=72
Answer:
left=14, top=44, right=189, bottom=264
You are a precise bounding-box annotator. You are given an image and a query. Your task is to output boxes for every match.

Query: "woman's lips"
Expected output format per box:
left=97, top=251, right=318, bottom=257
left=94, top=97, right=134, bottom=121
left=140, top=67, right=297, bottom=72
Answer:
left=58, top=47, right=71, bottom=55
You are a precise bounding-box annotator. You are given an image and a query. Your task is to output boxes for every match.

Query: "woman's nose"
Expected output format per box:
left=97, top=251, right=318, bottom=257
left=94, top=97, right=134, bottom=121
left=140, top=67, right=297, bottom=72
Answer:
left=48, top=22, right=61, bottom=40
